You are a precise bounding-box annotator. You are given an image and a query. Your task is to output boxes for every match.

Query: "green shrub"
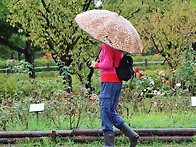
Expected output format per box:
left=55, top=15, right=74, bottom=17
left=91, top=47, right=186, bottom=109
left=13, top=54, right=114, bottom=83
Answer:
left=34, top=58, right=56, bottom=67
left=0, top=74, right=28, bottom=98
left=0, top=60, right=6, bottom=68
left=0, top=52, right=195, bottom=131
left=133, top=54, right=164, bottom=62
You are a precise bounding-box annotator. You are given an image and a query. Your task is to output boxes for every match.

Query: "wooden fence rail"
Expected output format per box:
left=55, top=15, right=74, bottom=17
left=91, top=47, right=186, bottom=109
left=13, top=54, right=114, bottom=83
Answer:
left=0, top=60, right=164, bottom=72
left=0, top=128, right=195, bottom=144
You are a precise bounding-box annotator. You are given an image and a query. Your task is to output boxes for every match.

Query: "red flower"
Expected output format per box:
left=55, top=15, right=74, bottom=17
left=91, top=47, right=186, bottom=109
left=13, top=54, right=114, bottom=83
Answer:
left=6, top=99, right=12, bottom=103
left=139, top=73, right=144, bottom=78
left=12, top=59, right=16, bottom=63
left=91, top=99, right=96, bottom=102
left=58, top=98, right=61, bottom=101
left=135, top=67, right=140, bottom=73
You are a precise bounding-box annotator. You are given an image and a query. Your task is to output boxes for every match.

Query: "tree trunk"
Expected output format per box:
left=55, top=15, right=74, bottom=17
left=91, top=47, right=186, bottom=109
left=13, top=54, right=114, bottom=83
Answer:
left=52, top=53, right=73, bottom=93
left=0, top=37, right=35, bottom=78
left=24, top=40, right=35, bottom=79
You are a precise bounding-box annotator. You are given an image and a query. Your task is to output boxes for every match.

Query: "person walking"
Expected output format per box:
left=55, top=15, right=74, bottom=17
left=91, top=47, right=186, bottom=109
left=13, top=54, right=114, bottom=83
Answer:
left=91, top=43, right=139, bottom=147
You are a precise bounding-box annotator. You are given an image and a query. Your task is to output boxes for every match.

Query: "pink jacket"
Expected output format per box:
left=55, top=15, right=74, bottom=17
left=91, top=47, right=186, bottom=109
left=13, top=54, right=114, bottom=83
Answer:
left=95, top=43, right=123, bottom=83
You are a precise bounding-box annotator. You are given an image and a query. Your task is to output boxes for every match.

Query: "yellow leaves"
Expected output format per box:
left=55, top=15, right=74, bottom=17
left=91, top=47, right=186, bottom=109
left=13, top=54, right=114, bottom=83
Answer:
left=18, top=29, right=23, bottom=33
left=5, top=0, right=94, bottom=62
left=34, top=39, right=40, bottom=46
left=9, top=9, right=14, bottom=13
left=7, top=15, right=11, bottom=19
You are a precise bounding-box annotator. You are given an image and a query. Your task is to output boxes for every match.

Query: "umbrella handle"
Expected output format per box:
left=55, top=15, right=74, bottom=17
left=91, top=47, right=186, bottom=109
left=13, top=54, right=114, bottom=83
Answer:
left=95, top=48, right=102, bottom=62
left=86, top=48, right=102, bottom=68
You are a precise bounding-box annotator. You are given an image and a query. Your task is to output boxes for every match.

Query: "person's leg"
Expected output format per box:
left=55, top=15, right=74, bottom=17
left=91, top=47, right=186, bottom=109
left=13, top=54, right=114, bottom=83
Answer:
left=99, top=82, right=125, bottom=131
left=102, top=131, right=115, bottom=147
left=110, top=82, right=125, bottom=128
left=109, top=83, right=139, bottom=147
left=118, top=123, right=139, bottom=147
left=99, top=82, right=116, bottom=147
left=99, top=82, right=113, bottom=132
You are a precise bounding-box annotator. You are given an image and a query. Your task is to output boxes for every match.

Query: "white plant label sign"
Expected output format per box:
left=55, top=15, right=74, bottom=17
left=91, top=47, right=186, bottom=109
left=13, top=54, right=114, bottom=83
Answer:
left=191, top=97, right=196, bottom=106
left=29, top=103, right=45, bottom=112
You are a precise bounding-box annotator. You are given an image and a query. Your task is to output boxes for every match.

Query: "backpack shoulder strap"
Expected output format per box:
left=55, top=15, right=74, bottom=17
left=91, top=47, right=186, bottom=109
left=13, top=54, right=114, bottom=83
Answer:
left=126, top=55, right=133, bottom=66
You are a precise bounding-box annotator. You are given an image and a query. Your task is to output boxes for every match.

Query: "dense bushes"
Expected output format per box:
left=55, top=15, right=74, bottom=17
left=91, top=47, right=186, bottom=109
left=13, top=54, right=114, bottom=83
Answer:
left=0, top=51, right=195, bottom=131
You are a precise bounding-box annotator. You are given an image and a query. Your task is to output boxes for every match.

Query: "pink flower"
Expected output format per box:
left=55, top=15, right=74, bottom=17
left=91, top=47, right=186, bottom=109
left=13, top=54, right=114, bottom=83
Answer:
left=194, top=63, right=196, bottom=66
left=154, top=102, right=157, bottom=106
left=6, top=99, right=12, bottom=103
left=154, top=90, right=157, bottom=95
left=135, top=67, right=140, bottom=73
left=150, top=81, right=155, bottom=85
left=12, top=59, right=16, bottom=63
left=158, top=71, right=164, bottom=75
left=14, top=93, right=18, bottom=96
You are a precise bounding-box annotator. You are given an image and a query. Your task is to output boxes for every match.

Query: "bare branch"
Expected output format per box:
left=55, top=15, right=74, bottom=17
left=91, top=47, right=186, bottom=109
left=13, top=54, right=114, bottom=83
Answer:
left=0, top=37, right=25, bottom=53
left=127, top=9, right=141, bottom=20
left=83, top=0, right=92, bottom=11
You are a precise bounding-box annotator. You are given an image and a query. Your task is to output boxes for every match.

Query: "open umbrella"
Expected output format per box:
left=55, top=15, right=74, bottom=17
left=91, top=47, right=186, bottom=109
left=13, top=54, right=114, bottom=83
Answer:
left=74, top=9, right=143, bottom=54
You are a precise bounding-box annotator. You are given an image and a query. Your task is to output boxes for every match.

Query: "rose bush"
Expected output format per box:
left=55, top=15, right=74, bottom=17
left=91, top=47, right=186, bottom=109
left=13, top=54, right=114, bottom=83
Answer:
left=6, top=59, right=32, bottom=75
left=121, top=56, right=195, bottom=114
left=1, top=48, right=195, bottom=130
left=0, top=85, right=99, bottom=131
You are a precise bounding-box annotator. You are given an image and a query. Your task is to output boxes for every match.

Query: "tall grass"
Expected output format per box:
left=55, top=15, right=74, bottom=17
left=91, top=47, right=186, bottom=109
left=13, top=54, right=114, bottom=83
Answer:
left=5, top=111, right=195, bottom=131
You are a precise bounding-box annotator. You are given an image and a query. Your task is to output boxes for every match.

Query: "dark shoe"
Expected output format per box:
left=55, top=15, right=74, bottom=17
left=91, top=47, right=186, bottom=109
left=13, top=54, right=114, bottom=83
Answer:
left=103, top=131, right=115, bottom=147
left=119, top=123, right=139, bottom=147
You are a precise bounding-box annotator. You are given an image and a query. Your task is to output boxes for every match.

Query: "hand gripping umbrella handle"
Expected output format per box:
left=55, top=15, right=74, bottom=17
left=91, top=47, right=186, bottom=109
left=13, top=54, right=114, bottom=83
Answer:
left=87, top=48, right=102, bottom=68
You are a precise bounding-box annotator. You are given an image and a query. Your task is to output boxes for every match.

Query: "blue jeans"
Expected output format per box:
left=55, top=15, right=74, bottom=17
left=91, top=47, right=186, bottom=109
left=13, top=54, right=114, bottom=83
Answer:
left=99, top=82, right=125, bottom=132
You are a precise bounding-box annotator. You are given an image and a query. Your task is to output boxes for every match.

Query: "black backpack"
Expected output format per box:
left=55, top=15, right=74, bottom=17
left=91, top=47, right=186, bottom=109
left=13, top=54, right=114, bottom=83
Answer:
left=115, top=54, right=136, bottom=81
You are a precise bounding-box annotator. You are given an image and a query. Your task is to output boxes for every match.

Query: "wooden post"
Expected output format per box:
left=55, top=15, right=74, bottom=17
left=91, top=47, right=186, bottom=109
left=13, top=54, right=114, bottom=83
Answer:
left=145, top=59, right=147, bottom=66
left=47, top=63, right=49, bottom=71
left=52, top=131, right=56, bottom=142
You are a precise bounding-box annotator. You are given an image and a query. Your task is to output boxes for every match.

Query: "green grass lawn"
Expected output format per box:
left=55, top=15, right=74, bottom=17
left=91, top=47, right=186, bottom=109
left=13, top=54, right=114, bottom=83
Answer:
left=5, top=110, right=196, bottom=131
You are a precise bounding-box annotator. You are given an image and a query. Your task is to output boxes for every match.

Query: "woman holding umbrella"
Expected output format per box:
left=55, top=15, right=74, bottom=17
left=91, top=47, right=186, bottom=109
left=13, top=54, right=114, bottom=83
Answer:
left=91, top=43, right=139, bottom=147
left=75, top=10, right=143, bottom=147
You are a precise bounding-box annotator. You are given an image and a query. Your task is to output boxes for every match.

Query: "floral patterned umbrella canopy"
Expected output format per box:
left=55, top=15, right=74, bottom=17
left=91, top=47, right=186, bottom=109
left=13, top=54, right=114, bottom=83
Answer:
left=75, top=9, right=143, bottom=54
